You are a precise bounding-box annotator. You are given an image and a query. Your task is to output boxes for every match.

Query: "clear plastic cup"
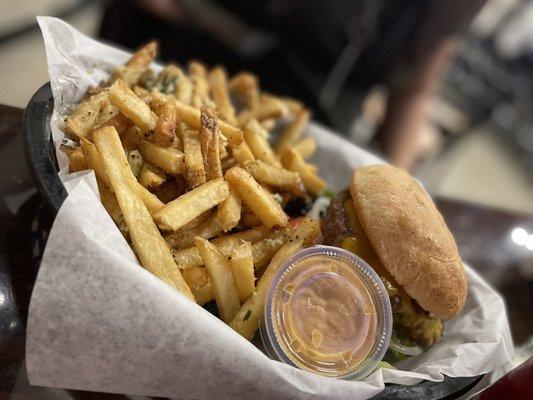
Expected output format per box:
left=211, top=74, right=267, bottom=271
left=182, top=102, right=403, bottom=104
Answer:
left=260, top=245, right=392, bottom=380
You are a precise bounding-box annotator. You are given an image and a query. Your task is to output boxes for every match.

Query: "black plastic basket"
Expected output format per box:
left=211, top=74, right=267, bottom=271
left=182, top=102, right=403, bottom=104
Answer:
left=22, top=82, right=484, bottom=399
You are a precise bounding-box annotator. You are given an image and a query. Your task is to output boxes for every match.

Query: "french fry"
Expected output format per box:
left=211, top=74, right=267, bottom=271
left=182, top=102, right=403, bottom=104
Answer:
left=293, top=136, right=317, bottom=159
left=195, top=237, right=240, bottom=322
left=189, top=61, right=213, bottom=108
left=165, top=213, right=222, bottom=249
left=93, top=126, right=194, bottom=300
left=229, top=72, right=259, bottom=110
left=182, top=129, right=207, bottom=189
left=172, top=226, right=269, bottom=268
left=171, top=99, right=243, bottom=145
left=281, top=148, right=326, bottom=195
left=280, top=96, right=303, bottom=115
left=210, top=67, right=237, bottom=125
left=231, top=141, right=255, bottom=165
left=87, top=128, right=165, bottom=214
left=242, top=160, right=304, bottom=195
left=139, top=139, right=184, bottom=174
left=121, top=125, right=143, bottom=151
left=65, top=91, right=108, bottom=140
left=215, top=187, right=241, bottom=231
left=176, top=75, right=193, bottom=104
left=139, top=161, right=167, bottom=189
left=112, top=41, right=157, bottom=87
left=154, top=179, right=229, bottom=231
left=80, top=138, right=111, bottom=186
left=109, top=79, right=158, bottom=132
left=97, top=179, right=127, bottom=235
left=251, top=228, right=290, bottom=271
left=229, top=241, right=255, bottom=303
left=276, top=109, right=310, bottom=154
left=66, top=147, right=87, bottom=173
left=240, top=210, right=262, bottom=228
left=244, top=119, right=281, bottom=168
left=225, top=167, right=288, bottom=228
left=230, top=218, right=320, bottom=339
left=97, top=112, right=131, bottom=136
left=152, top=99, right=178, bottom=147
left=181, top=266, right=214, bottom=306
left=199, top=107, right=223, bottom=180
left=237, top=95, right=288, bottom=127
left=260, top=119, right=276, bottom=131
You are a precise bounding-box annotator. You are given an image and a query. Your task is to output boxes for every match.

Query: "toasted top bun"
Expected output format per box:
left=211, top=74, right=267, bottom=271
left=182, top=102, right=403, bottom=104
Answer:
left=350, top=164, right=467, bottom=320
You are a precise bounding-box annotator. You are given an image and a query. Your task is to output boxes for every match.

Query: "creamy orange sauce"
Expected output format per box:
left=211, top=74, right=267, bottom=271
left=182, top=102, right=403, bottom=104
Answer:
left=272, top=255, right=378, bottom=376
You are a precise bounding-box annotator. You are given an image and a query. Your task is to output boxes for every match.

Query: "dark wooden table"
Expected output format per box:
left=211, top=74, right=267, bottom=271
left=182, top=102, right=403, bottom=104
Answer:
left=1, top=104, right=532, bottom=399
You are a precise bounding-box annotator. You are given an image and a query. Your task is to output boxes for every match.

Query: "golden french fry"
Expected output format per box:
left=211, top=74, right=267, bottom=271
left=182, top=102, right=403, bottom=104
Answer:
left=280, top=96, right=303, bottom=115
left=121, top=125, right=143, bottom=151
left=281, top=148, right=326, bottom=195
left=237, top=95, right=288, bottom=127
left=171, top=226, right=270, bottom=268
left=244, top=120, right=281, bottom=168
left=139, top=139, right=184, bottom=175
left=231, top=141, right=255, bottom=165
left=242, top=160, right=304, bottom=195
left=152, top=99, right=178, bottom=147
left=80, top=138, right=111, bottom=186
left=210, top=67, right=237, bottom=125
left=109, top=79, right=158, bottom=131
left=181, top=266, right=214, bottom=306
left=94, top=126, right=194, bottom=300
left=189, top=61, right=213, bottom=108
left=154, top=179, right=229, bottom=231
left=251, top=228, right=290, bottom=271
left=97, top=112, right=131, bottom=136
left=97, top=179, right=128, bottom=235
left=229, top=72, right=259, bottom=110
left=229, top=241, right=255, bottom=303
left=215, top=187, right=241, bottom=232
left=165, top=213, right=222, bottom=249
left=228, top=291, right=261, bottom=340
left=195, top=237, right=240, bottom=322
left=112, top=41, right=157, bottom=87
left=139, top=161, right=167, bottom=189
left=176, top=75, right=193, bottom=104
left=199, top=107, right=223, bottom=180
left=182, top=129, right=207, bottom=189
left=240, top=210, right=262, bottom=228
left=260, top=119, right=276, bottom=131
left=66, top=147, right=87, bottom=173
left=65, top=91, right=108, bottom=140
left=229, top=217, right=320, bottom=339
left=87, top=128, right=165, bottom=214
left=276, top=109, right=310, bottom=154
left=293, top=136, right=317, bottom=159
left=225, top=167, right=288, bottom=228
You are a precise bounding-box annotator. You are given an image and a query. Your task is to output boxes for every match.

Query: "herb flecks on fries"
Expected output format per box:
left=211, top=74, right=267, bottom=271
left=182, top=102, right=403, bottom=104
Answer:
left=63, top=41, right=324, bottom=339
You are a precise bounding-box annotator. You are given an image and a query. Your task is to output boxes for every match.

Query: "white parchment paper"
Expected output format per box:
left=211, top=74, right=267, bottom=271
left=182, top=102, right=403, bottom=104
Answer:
left=26, top=16, right=514, bottom=400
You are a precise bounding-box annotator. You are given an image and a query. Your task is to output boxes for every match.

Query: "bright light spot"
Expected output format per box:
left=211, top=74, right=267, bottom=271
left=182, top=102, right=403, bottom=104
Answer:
left=526, top=235, right=533, bottom=251
left=0, top=293, right=4, bottom=306
left=511, top=227, right=528, bottom=246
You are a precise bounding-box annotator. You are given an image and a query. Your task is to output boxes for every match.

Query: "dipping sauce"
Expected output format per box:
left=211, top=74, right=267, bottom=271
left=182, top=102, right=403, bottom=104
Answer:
left=261, top=246, right=392, bottom=379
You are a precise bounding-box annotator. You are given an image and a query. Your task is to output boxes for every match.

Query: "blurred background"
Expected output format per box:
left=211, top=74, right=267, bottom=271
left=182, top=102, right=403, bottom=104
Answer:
left=0, top=0, right=532, bottom=215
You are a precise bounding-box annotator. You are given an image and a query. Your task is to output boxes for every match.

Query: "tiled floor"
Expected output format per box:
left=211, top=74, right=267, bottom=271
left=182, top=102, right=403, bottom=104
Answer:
left=1, top=2, right=531, bottom=214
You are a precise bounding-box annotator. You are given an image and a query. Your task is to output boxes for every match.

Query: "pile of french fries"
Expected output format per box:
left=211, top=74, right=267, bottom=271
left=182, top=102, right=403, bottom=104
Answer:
left=63, top=42, right=325, bottom=340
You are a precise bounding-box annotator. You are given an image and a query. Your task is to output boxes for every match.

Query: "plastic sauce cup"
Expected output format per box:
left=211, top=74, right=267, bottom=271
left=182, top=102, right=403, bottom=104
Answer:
left=260, top=245, right=392, bottom=379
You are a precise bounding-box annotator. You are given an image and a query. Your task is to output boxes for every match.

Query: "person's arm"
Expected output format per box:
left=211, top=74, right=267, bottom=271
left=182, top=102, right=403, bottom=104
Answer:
left=380, top=0, right=486, bottom=170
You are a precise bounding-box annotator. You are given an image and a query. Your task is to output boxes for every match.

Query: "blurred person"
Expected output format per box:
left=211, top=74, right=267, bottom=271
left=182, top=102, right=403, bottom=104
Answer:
left=100, top=0, right=486, bottom=170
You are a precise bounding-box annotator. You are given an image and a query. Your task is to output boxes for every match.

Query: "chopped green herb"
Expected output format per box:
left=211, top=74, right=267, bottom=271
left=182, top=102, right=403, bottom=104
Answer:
left=323, top=189, right=336, bottom=199
left=243, top=310, right=252, bottom=321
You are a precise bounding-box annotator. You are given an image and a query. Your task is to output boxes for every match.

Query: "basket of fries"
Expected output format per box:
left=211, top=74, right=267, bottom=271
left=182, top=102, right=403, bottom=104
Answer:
left=22, top=17, right=512, bottom=400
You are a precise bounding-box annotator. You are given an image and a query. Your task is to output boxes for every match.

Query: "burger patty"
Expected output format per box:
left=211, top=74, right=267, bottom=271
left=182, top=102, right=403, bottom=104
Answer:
left=323, top=190, right=443, bottom=348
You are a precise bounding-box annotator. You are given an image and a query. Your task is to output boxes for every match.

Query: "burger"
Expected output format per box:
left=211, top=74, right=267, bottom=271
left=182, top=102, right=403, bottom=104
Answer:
left=322, top=164, right=467, bottom=357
